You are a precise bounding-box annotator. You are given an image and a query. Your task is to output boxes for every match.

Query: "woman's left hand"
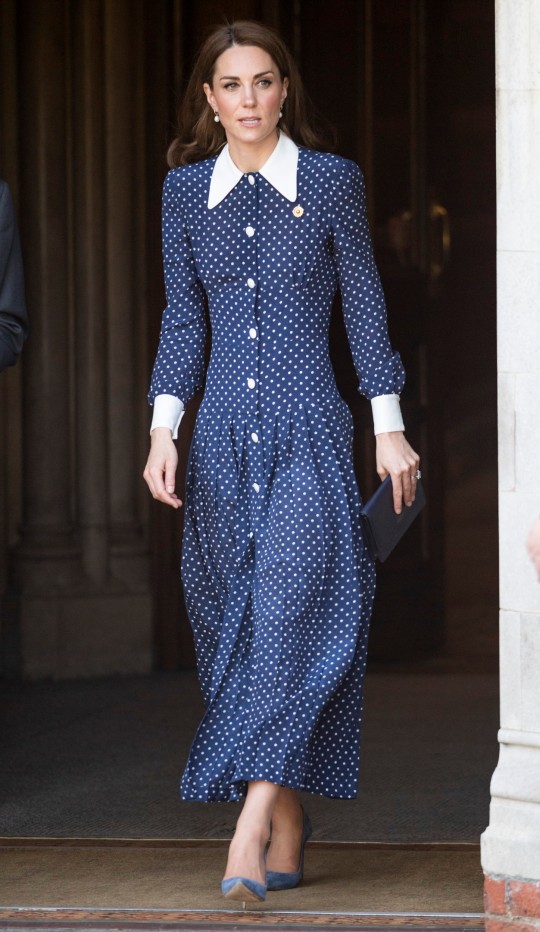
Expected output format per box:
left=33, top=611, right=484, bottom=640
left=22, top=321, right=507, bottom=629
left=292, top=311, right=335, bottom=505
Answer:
left=375, top=431, right=421, bottom=515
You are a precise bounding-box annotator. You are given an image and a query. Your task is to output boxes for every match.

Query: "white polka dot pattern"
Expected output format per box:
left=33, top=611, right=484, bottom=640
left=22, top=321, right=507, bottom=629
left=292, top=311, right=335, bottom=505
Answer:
left=149, top=148, right=405, bottom=802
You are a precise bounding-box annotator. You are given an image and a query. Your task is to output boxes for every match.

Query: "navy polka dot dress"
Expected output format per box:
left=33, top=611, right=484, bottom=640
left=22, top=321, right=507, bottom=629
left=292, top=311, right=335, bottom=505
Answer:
left=149, top=133, right=405, bottom=802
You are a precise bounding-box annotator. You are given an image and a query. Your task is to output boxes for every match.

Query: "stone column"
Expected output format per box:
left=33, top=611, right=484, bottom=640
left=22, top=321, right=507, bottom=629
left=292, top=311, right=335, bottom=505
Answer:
left=104, top=0, right=150, bottom=589
left=71, top=0, right=109, bottom=586
left=14, top=0, right=82, bottom=676
left=17, top=0, right=75, bottom=566
left=10, top=0, right=152, bottom=678
left=481, top=0, right=540, bottom=926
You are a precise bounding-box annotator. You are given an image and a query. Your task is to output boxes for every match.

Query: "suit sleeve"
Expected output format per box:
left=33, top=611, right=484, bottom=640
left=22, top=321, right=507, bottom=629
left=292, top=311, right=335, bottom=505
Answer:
left=0, top=181, right=28, bottom=373
left=332, top=160, right=405, bottom=402
left=148, top=171, right=207, bottom=407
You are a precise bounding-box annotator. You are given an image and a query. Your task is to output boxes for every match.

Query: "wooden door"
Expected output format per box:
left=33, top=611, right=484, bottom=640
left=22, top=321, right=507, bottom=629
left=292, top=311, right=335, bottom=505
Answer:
left=291, top=0, right=495, bottom=661
left=286, top=0, right=448, bottom=661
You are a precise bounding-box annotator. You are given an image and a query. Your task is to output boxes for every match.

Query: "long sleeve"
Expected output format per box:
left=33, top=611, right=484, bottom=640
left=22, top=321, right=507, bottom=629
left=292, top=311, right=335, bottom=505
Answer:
left=0, top=181, right=28, bottom=373
left=148, top=170, right=207, bottom=407
left=332, top=161, right=405, bottom=431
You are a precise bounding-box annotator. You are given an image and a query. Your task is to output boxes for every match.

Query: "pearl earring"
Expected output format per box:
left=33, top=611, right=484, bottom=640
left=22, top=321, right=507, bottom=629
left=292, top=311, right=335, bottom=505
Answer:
left=214, top=112, right=220, bottom=123
left=279, top=109, right=283, bottom=119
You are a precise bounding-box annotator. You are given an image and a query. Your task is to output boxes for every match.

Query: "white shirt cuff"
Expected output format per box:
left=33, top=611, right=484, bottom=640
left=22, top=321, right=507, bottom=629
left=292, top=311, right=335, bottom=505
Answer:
left=371, top=394, right=405, bottom=435
left=150, top=394, right=185, bottom=440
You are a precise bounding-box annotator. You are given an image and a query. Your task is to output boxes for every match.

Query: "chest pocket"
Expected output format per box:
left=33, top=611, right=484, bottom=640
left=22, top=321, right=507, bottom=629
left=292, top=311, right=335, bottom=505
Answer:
left=291, top=227, right=335, bottom=289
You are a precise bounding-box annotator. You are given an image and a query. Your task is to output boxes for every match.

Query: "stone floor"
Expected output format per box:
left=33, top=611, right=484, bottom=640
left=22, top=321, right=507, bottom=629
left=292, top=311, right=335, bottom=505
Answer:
left=0, top=670, right=498, bottom=842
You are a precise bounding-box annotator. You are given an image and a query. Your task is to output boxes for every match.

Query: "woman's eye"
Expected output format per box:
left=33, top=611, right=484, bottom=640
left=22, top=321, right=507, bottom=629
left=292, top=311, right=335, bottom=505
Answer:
left=258, top=79, right=272, bottom=87
left=224, top=82, right=239, bottom=90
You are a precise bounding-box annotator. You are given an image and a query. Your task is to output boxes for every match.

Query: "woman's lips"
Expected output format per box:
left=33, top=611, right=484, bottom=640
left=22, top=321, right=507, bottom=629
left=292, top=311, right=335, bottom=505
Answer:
left=239, top=118, right=261, bottom=125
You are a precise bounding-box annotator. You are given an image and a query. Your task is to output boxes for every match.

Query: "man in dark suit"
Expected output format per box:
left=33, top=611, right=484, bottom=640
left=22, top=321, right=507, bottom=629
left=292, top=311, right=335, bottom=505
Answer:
left=0, top=180, right=28, bottom=372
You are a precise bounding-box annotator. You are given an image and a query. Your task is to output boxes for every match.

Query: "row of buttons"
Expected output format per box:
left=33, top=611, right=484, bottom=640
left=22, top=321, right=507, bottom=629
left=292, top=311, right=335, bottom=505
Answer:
left=245, top=184, right=260, bottom=498
left=246, top=181, right=255, bottom=294
left=250, top=432, right=261, bottom=494
left=247, top=322, right=257, bottom=391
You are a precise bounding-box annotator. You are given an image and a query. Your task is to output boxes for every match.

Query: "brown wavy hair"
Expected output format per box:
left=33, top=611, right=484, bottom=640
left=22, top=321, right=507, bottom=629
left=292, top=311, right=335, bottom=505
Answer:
left=167, top=20, right=333, bottom=167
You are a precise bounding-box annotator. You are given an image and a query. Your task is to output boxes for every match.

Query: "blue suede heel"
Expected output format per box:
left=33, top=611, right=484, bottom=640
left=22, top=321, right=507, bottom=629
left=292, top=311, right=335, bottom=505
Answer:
left=266, top=808, right=312, bottom=891
left=221, top=876, right=267, bottom=903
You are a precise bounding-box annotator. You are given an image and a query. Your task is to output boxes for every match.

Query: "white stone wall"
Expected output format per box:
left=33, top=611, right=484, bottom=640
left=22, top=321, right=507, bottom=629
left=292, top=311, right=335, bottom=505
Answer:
left=481, top=0, right=540, bottom=880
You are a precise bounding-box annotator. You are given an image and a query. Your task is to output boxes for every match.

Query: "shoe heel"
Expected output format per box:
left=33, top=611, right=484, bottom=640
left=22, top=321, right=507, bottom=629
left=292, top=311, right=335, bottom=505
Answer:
left=266, top=807, right=312, bottom=891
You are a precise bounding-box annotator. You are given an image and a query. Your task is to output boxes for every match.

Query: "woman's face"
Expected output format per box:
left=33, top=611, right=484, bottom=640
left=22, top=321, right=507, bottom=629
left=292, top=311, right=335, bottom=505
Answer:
left=204, top=45, right=288, bottom=152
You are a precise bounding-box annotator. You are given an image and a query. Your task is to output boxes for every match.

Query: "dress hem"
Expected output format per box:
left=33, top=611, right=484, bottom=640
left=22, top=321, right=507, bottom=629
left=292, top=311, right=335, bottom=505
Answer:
left=180, top=774, right=360, bottom=803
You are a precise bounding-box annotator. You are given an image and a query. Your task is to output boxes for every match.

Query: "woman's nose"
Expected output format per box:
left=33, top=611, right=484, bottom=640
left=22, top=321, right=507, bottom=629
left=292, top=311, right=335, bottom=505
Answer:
left=241, top=85, right=256, bottom=106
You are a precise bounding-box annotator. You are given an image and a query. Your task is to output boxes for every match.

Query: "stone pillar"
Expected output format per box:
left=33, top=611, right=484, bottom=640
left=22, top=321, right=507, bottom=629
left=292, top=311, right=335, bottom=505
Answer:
left=104, top=0, right=149, bottom=589
left=14, top=0, right=82, bottom=677
left=17, top=0, right=75, bottom=568
left=72, top=0, right=109, bottom=586
left=9, top=0, right=153, bottom=678
left=481, top=1, right=540, bottom=927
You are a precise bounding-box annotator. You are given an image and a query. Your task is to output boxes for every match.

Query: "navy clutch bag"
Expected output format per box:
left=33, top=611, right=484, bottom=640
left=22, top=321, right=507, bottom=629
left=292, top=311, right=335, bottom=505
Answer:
left=360, top=474, right=426, bottom=562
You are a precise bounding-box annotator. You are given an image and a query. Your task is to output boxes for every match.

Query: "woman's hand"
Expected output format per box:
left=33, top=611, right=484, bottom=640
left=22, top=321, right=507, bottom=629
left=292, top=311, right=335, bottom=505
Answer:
left=375, top=431, right=421, bottom=515
left=143, top=427, right=182, bottom=509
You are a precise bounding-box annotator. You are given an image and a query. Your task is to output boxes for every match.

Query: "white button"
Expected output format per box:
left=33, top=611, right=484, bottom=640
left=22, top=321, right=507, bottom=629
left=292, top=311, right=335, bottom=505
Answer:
left=248, top=174, right=255, bottom=185
left=247, top=378, right=256, bottom=389
left=251, top=432, right=259, bottom=443
left=249, top=328, right=257, bottom=339
left=245, top=226, right=255, bottom=237
left=252, top=482, right=260, bottom=493
left=249, top=531, right=254, bottom=538
left=247, top=278, right=255, bottom=289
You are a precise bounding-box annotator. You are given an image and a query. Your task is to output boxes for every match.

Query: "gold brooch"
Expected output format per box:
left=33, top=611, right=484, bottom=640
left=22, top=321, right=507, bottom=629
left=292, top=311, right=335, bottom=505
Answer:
left=293, top=205, right=304, bottom=217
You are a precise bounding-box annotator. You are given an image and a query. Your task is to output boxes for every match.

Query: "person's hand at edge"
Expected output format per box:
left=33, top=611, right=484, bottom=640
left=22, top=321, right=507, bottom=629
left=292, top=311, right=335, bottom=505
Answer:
left=526, top=519, right=540, bottom=580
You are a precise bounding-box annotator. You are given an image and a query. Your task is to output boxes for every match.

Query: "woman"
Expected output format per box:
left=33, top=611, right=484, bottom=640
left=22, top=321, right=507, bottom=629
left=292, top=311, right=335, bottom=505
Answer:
left=144, top=20, right=420, bottom=905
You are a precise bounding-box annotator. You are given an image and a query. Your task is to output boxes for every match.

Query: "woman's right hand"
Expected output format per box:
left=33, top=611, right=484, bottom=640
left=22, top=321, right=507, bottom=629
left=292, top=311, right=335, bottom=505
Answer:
left=143, top=427, right=182, bottom=509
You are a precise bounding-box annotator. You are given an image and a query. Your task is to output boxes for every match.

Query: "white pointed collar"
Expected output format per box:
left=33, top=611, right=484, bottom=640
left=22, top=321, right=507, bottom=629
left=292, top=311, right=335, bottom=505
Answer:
left=208, top=131, right=299, bottom=209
